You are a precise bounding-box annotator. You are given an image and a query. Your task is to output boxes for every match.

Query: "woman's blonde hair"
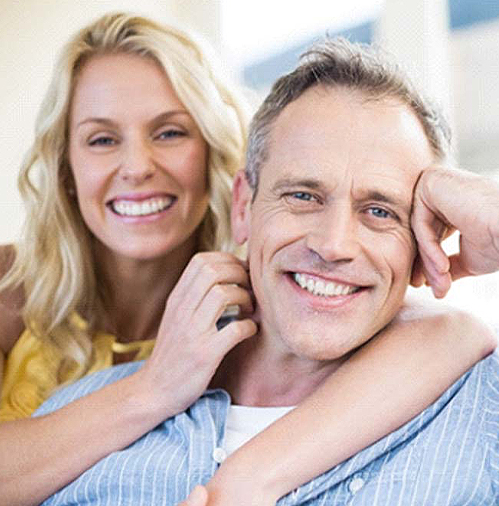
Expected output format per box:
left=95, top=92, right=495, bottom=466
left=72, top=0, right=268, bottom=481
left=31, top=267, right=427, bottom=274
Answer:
left=1, top=12, right=251, bottom=381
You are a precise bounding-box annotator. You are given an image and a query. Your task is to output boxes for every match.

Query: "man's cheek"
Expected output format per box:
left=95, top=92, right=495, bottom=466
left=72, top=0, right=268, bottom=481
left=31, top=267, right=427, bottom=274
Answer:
left=380, top=236, right=416, bottom=282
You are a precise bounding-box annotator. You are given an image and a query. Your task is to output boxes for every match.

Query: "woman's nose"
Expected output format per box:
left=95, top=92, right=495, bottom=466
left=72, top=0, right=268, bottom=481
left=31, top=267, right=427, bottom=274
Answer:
left=119, top=140, right=155, bottom=183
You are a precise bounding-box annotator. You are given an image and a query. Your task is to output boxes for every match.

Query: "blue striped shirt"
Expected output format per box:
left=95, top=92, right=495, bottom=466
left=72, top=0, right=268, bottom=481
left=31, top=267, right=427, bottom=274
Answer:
left=36, top=352, right=499, bottom=505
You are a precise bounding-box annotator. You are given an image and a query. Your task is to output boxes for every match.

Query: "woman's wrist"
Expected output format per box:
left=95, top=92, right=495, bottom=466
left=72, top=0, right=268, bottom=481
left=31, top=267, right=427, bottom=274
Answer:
left=207, top=449, right=283, bottom=505
left=122, top=368, right=175, bottom=425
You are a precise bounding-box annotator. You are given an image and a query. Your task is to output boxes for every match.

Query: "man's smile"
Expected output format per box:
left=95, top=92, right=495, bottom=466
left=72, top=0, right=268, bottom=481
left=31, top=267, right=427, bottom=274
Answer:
left=291, top=272, right=362, bottom=297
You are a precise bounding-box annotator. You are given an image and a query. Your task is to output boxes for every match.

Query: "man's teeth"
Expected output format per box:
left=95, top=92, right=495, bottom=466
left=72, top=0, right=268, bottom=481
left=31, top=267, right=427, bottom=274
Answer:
left=293, top=273, right=358, bottom=297
left=111, top=197, right=173, bottom=217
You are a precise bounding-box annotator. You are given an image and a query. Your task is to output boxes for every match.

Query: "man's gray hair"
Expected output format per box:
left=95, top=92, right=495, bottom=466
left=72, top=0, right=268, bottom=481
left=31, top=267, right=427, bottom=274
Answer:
left=245, top=37, right=452, bottom=192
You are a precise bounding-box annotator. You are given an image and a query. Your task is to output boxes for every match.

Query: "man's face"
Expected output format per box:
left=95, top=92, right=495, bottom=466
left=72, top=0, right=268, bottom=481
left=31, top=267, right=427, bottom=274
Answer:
left=232, top=86, right=435, bottom=361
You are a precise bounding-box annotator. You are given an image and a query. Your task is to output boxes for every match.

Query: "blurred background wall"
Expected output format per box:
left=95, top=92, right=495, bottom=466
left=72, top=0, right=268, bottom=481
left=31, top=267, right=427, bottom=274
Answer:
left=1, top=0, right=498, bottom=326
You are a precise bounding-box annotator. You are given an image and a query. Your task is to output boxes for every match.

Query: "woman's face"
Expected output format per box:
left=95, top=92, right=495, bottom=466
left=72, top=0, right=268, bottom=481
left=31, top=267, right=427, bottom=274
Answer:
left=68, top=53, right=209, bottom=262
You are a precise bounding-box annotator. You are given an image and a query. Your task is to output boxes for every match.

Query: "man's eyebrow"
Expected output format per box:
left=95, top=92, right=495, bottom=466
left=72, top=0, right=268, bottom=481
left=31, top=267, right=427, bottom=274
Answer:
left=361, top=190, right=411, bottom=214
left=76, top=110, right=190, bottom=128
left=271, top=178, right=324, bottom=193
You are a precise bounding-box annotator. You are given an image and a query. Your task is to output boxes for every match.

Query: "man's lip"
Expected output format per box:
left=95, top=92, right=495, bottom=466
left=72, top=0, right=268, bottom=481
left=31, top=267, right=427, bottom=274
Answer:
left=285, top=270, right=370, bottom=289
left=285, top=272, right=368, bottom=305
left=288, top=272, right=365, bottom=297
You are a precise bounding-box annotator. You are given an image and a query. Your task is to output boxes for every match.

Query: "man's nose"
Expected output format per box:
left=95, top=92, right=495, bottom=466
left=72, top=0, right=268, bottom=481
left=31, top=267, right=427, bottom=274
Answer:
left=119, top=140, right=155, bottom=183
left=305, top=203, right=361, bottom=262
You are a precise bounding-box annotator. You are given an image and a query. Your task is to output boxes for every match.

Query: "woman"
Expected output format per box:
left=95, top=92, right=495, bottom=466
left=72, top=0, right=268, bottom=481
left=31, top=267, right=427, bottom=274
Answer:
left=0, top=12, right=493, bottom=506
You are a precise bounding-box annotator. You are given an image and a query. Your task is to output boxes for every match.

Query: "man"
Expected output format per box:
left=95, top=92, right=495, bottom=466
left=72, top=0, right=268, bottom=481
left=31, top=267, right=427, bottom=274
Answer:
left=38, top=39, right=499, bottom=505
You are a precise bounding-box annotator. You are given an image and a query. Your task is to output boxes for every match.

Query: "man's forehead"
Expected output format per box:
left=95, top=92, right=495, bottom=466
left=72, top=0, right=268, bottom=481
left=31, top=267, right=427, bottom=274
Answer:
left=261, top=86, right=433, bottom=202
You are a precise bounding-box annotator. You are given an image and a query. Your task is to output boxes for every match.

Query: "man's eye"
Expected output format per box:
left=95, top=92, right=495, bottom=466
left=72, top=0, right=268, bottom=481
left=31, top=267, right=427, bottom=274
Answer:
left=289, top=192, right=317, bottom=202
left=283, top=192, right=323, bottom=208
left=89, top=136, right=116, bottom=146
left=367, top=207, right=392, bottom=219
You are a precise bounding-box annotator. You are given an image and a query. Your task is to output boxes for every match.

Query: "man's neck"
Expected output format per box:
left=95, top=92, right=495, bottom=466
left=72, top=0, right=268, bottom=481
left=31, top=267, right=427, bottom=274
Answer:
left=211, top=332, right=348, bottom=407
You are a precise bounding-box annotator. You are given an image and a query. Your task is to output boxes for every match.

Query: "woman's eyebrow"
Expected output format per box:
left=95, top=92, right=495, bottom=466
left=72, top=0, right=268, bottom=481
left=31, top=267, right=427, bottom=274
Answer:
left=76, top=110, right=191, bottom=129
left=150, top=110, right=191, bottom=124
left=76, top=117, right=116, bottom=128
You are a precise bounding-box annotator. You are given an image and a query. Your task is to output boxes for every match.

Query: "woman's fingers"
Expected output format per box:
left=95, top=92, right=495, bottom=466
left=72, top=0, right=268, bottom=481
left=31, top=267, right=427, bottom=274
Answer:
left=216, top=318, right=258, bottom=355
left=195, top=283, right=254, bottom=328
left=140, top=251, right=257, bottom=418
left=167, top=252, right=250, bottom=315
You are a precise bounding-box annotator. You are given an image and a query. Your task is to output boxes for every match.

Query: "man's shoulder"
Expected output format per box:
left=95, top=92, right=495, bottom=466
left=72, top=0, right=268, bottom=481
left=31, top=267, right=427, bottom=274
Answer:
left=436, top=349, right=499, bottom=426
left=285, top=351, right=499, bottom=505
left=468, top=347, right=499, bottom=394
left=33, top=361, right=142, bottom=417
left=470, top=349, right=499, bottom=437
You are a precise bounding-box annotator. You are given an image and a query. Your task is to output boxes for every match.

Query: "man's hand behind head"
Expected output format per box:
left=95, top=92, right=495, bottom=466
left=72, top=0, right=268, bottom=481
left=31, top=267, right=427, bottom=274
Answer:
left=411, top=167, right=499, bottom=298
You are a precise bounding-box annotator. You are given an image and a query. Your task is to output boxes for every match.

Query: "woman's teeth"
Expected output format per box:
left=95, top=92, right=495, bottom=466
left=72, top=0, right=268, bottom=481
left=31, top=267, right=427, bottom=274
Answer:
left=293, top=273, right=358, bottom=297
left=111, top=197, right=173, bottom=217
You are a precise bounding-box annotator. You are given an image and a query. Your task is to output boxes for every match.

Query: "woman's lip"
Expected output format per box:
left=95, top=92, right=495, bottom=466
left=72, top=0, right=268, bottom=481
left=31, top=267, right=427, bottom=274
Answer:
left=107, top=204, right=174, bottom=221
left=106, top=194, right=177, bottom=218
left=106, top=191, right=175, bottom=204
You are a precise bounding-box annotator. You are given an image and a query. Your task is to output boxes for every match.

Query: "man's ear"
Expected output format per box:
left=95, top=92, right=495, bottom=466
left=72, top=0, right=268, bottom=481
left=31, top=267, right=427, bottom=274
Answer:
left=231, top=170, right=252, bottom=245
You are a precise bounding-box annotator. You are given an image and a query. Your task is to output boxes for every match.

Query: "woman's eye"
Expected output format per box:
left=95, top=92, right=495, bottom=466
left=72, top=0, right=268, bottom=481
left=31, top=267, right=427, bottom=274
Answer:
left=156, top=129, right=185, bottom=140
left=88, top=136, right=116, bottom=147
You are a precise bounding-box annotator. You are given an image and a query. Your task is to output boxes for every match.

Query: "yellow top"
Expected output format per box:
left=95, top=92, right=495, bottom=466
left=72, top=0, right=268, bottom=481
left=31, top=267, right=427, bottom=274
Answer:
left=0, top=313, right=154, bottom=421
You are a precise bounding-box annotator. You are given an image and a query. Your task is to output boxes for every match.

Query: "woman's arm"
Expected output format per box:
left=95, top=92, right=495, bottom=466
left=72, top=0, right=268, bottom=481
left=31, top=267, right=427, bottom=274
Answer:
left=199, top=303, right=496, bottom=505
left=0, top=252, right=257, bottom=506
left=0, top=372, right=172, bottom=506
left=0, top=246, right=154, bottom=506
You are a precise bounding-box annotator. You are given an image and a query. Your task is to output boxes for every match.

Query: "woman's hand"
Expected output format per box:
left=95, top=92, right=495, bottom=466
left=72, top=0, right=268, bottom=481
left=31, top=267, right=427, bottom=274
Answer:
left=136, top=252, right=257, bottom=419
left=179, top=482, right=277, bottom=506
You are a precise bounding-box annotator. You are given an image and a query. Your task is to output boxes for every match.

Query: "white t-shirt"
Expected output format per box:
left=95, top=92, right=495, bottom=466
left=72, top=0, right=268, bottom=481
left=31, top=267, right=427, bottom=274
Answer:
left=224, top=404, right=295, bottom=456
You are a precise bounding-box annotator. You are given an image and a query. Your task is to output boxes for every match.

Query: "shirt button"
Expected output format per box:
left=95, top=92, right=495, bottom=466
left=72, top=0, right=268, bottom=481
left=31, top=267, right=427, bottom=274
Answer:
left=349, top=476, right=365, bottom=494
left=212, top=447, right=227, bottom=464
